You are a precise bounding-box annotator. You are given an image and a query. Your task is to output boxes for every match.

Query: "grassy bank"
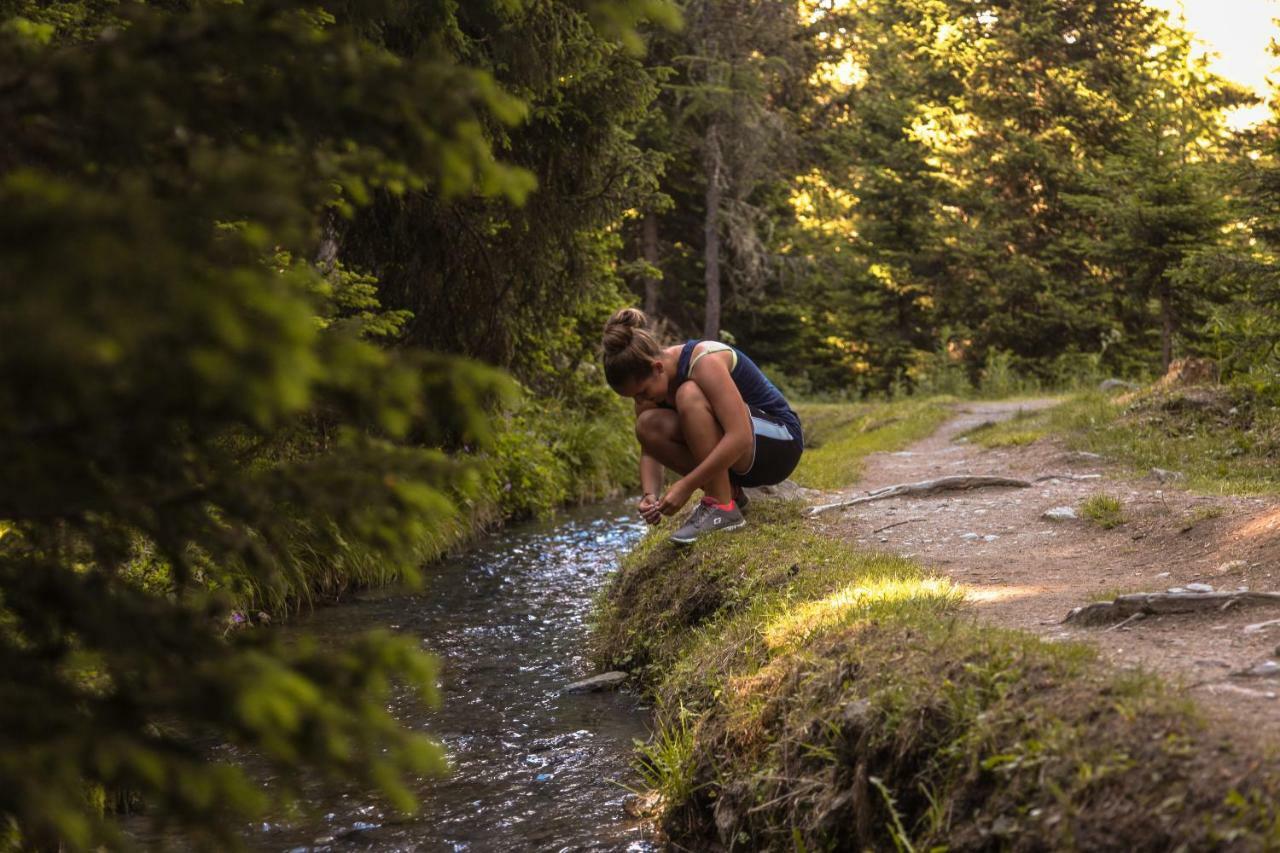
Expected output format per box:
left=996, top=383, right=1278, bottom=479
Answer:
left=964, top=386, right=1280, bottom=495
left=792, top=398, right=953, bottom=489
left=593, top=503, right=1280, bottom=850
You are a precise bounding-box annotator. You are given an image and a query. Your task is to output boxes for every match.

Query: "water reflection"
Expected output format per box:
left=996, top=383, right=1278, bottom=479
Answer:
left=256, top=502, right=655, bottom=852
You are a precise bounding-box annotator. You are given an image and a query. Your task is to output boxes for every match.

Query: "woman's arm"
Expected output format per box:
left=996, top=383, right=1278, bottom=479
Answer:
left=640, top=451, right=665, bottom=500
left=636, top=400, right=665, bottom=524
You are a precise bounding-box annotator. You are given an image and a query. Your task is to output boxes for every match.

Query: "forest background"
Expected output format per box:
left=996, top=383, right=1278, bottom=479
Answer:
left=2, top=0, right=1280, bottom=848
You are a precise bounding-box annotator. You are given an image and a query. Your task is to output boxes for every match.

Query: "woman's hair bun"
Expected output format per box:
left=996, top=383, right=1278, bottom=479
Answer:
left=602, top=307, right=649, bottom=356
left=606, top=306, right=648, bottom=331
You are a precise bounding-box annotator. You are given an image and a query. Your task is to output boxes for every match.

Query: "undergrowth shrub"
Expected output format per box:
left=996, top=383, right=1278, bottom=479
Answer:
left=117, top=394, right=638, bottom=615
left=482, top=395, right=637, bottom=520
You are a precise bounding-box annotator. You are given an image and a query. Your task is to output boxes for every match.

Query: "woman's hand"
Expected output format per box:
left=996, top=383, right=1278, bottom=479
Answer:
left=638, top=493, right=662, bottom=525
left=657, top=479, right=694, bottom=517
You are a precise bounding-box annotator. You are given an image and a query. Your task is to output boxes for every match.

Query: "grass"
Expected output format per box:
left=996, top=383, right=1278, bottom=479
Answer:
left=792, top=398, right=954, bottom=489
left=631, top=703, right=700, bottom=807
left=1180, top=504, right=1226, bottom=533
left=1080, top=493, right=1126, bottom=529
left=593, top=498, right=1280, bottom=850
left=969, top=388, right=1280, bottom=495
left=958, top=407, right=1056, bottom=448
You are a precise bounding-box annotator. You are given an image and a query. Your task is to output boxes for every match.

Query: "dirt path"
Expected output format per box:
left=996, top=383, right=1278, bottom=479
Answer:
left=813, top=399, right=1280, bottom=737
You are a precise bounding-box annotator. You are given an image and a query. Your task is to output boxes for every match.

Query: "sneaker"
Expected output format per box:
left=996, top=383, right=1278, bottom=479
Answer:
left=670, top=497, right=746, bottom=545
left=732, top=484, right=750, bottom=512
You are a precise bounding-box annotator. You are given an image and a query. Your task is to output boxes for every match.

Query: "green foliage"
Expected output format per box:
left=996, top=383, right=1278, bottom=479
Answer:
left=632, top=703, right=700, bottom=806
left=482, top=394, right=638, bottom=520
left=908, top=338, right=975, bottom=398
left=667, top=0, right=1252, bottom=395
left=1180, top=503, right=1226, bottom=532
left=337, top=0, right=668, bottom=392
left=1181, top=125, right=1280, bottom=398
left=1080, top=494, right=1126, bottom=529
left=976, top=350, right=1050, bottom=399
left=621, top=0, right=825, bottom=343
left=0, top=0, right=671, bottom=847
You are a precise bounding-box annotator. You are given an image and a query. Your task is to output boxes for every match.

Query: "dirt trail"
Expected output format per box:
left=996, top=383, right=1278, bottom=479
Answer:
left=814, top=399, right=1280, bottom=737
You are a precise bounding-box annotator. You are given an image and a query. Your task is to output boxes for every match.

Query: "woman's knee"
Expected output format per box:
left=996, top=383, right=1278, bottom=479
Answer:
left=635, top=408, right=678, bottom=446
left=674, top=380, right=712, bottom=414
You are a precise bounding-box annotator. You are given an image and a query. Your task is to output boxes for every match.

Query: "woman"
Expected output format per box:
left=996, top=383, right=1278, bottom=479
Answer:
left=601, top=307, right=803, bottom=544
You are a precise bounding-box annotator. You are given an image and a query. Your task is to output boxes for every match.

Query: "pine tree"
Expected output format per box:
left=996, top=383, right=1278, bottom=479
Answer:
left=0, top=0, right=671, bottom=847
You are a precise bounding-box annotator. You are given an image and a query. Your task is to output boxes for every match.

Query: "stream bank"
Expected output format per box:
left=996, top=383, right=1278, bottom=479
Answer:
left=594, top=404, right=1280, bottom=850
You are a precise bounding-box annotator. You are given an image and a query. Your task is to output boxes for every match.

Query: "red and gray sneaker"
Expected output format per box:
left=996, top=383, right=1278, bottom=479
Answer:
left=670, top=497, right=746, bottom=545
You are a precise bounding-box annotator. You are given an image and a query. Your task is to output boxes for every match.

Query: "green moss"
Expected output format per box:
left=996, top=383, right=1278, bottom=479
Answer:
left=594, top=499, right=1280, bottom=850
left=792, top=398, right=954, bottom=489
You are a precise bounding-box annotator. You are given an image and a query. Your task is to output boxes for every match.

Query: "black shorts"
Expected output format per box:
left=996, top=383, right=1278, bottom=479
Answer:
left=730, top=407, right=804, bottom=488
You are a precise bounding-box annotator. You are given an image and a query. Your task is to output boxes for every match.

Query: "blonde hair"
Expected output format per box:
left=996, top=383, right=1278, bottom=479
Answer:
left=602, top=307, right=662, bottom=390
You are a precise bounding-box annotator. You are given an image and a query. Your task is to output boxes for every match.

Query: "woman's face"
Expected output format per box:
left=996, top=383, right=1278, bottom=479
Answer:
left=617, top=362, right=669, bottom=405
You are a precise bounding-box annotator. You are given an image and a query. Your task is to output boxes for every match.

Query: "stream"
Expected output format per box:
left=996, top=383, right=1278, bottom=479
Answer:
left=245, top=501, right=656, bottom=852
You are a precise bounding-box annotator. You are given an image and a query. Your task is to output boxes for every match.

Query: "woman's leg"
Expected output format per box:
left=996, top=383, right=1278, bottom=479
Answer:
left=635, top=408, right=696, bottom=476
left=673, top=381, right=741, bottom=504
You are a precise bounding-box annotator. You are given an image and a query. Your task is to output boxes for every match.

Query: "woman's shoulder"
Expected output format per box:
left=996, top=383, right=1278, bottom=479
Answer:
left=689, top=339, right=734, bottom=355
left=687, top=340, right=738, bottom=379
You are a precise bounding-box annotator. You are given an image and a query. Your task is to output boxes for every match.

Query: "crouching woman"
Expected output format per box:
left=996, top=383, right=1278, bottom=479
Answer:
left=601, top=308, right=804, bottom=544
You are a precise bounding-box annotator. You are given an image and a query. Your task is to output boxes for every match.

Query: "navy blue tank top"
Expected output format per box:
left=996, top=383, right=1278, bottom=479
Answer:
left=675, top=340, right=802, bottom=442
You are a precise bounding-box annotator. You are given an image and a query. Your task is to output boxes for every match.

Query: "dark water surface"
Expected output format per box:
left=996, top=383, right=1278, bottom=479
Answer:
left=250, top=502, right=656, bottom=852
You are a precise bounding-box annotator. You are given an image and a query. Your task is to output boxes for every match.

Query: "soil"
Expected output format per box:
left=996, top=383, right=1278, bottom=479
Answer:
left=813, top=399, right=1280, bottom=738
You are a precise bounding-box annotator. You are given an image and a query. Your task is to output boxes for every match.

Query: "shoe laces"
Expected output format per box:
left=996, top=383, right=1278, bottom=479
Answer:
left=685, top=501, right=711, bottom=526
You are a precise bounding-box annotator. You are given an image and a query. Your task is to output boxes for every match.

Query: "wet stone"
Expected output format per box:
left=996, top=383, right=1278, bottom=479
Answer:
left=562, top=671, right=628, bottom=693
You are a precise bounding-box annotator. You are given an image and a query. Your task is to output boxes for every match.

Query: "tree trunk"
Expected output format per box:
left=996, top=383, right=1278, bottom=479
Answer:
left=315, top=210, right=340, bottom=271
left=1159, top=279, right=1173, bottom=372
left=703, top=126, right=723, bottom=341
left=642, top=212, right=660, bottom=316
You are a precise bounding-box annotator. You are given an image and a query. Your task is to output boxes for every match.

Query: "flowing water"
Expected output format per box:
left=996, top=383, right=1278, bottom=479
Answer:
left=244, top=502, right=656, bottom=852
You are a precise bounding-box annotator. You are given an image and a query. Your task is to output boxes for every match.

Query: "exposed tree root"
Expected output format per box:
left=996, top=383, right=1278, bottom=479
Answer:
left=807, top=475, right=1032, bottom=516
left=1066, top=591, right=1280, bottom=627
left=1032, top=473, right=1102, bottom=482
left=871, top=517, right=926, bottom=534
